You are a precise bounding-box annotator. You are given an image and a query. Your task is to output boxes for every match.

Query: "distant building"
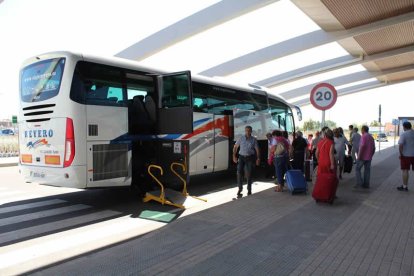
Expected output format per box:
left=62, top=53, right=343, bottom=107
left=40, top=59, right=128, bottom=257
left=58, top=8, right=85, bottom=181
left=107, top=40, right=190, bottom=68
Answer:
left=398, top=117, right=414, bottom=135
left=0, top=119, right=12, bottom=129
left=368, top=126, right=382, bottom=134
left=384, top=122, right=394, bottom=134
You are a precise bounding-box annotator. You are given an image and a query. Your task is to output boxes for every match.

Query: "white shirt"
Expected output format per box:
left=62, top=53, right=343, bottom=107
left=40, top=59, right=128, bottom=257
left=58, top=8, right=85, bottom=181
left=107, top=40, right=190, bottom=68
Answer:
left=351, top=132, right=361, bottom=149
left=399, top=129, right=414, bottom=157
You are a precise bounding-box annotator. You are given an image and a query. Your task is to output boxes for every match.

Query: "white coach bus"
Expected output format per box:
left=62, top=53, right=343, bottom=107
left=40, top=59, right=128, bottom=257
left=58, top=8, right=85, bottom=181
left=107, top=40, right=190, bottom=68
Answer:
left=18, top=51, right=298, bottom=191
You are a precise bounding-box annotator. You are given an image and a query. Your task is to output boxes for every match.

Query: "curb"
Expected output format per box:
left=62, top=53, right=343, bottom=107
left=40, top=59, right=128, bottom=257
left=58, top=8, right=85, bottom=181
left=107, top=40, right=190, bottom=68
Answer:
left=0, top=162, right=18, bottom=168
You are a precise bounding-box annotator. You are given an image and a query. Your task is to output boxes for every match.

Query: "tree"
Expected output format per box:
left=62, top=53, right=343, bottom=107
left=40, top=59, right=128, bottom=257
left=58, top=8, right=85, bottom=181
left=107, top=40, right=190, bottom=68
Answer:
left=325, top=120, right=337, bottom=129
left=302, top=119, right=316, bottom=131
left=314, top=121, right=321, bottom=130
left=370, top=120, right=380, bottom=127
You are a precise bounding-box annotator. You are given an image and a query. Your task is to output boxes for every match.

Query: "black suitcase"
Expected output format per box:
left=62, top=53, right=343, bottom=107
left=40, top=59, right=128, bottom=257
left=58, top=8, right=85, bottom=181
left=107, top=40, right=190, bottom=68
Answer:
left=343, top=155, right=353, bottom=173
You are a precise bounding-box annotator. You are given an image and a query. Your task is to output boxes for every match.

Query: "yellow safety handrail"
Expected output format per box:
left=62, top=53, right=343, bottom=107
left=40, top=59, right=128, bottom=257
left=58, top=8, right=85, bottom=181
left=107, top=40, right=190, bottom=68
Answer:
left=147, top=164, right=165, bottom=204
left=170, top=162, right=187, bottom=196
left=170, top=161, right=207, bottom=203
left=144, top=164, right=185, bottom=209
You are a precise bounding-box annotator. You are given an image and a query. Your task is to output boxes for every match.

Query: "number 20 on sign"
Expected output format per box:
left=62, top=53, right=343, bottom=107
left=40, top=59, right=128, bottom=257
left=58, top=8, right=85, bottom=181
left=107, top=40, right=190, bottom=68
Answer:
left=310, top=83, right=338, bottom=111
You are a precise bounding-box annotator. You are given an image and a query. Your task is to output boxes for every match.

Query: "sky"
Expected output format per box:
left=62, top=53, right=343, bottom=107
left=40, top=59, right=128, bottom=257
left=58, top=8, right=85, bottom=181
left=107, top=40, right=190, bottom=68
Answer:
left=0, top=0, right=412, bottom=127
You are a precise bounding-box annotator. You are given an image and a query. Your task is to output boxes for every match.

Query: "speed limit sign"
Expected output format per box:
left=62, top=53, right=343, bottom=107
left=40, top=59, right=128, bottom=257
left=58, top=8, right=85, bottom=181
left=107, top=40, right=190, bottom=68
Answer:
left=310, top=83, right=337, bottom=111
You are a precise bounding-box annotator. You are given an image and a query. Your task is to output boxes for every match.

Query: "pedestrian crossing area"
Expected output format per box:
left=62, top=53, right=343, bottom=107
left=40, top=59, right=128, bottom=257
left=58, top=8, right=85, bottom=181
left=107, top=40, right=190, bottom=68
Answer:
left=0, top=175, right=275, bottom=275
left=0, top=186, right=160, bottom=275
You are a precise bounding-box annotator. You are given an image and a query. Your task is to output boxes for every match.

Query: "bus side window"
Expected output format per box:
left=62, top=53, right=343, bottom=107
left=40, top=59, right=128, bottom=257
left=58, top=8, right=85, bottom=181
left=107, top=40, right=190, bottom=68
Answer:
left=107, top=87, right=123, bottom=104
left=193, top=97, right=208, bottom=112
left=86, top=84, right=108, bottom=104
left=192, top=82, right=209, bottom=113
left=269, top=98, right=288, bottom=131
left=86, top=84, right=124, bottom=106
left=71, top=61, right=125, bottom=106
left=286, top=112, right=294, bottom=134
left=127, top=89, right=147, bottom=100
left=126, top=72, right=154, bottom=106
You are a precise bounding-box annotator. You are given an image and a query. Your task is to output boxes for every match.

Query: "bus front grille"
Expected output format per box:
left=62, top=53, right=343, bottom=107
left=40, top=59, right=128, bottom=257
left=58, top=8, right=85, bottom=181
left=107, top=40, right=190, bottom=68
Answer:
left=92, top=144, right=128, bottom=181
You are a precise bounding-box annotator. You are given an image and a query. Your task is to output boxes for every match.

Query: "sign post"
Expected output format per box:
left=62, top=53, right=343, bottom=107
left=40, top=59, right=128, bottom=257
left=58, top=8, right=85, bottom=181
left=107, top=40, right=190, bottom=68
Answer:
left=310, top=83, right=338, bottom=128
left=392, top=119, right=399, bottom=148
left=11, top=115, right=17, bottom=135
left=378, top=104, right=382, bottom=153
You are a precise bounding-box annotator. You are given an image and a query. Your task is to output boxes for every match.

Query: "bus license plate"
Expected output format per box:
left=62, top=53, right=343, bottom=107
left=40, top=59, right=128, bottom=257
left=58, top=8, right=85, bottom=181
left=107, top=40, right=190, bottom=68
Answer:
left=31, top=171, right=45, bottom=178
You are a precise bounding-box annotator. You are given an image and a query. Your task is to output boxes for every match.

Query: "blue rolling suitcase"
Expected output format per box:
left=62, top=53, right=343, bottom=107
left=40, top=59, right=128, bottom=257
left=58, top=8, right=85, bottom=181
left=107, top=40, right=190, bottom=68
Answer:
left=285, top=170, right=307, bottom=194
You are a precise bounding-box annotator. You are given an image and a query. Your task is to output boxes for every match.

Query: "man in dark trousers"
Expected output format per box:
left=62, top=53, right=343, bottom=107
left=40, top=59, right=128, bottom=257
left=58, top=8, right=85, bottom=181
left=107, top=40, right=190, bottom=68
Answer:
left=348, top=124, right=354, bottom=154
left=291, top=131, right=308, bottom=173
left=233, top=126, right=260, bottom=198
left=397, top=121, right=414, bottom=191
left=355, top=125, right=375, bottom=189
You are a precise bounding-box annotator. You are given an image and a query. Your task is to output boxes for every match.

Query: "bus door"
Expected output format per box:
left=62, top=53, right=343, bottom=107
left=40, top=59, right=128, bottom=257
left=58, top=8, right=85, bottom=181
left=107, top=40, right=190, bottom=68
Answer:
left=213, top=114, right=230, bottom=172
left=233, top=109, right=269, bottom=140
left=128, top=71, right=193, bottom=135
left=233, top=109, right=270, bottom=163
left=189, top=113, right=214, bottom=175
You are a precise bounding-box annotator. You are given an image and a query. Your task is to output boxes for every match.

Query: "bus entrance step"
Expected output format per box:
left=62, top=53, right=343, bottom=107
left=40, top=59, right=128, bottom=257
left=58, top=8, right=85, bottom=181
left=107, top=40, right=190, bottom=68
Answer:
left=143, top=188, right=204, bottom=209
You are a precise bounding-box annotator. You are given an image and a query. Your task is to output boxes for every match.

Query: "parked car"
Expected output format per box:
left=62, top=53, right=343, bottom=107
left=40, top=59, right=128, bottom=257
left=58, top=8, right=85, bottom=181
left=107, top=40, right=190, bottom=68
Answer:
left=1, top=129, right=14, bottom=135
left=376, top=133, right=388, bottom=142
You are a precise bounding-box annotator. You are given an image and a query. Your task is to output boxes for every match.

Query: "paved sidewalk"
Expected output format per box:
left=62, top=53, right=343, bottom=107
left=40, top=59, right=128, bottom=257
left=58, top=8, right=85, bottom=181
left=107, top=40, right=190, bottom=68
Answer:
left=34, top=147, right=413, bottom=275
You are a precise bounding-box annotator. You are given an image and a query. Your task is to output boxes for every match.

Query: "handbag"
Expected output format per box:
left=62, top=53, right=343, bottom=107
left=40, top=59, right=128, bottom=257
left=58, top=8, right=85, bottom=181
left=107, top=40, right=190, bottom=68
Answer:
left=267, top=152, right=274, bottom=165
left=275, top=142, right=286, bottom=156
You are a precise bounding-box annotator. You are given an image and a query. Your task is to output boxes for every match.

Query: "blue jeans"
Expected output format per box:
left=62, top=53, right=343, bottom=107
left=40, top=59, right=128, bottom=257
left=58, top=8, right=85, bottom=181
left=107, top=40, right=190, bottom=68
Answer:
left=356, top=160, right=371, bottom=187
left=237, top=155, right=254, bottom=192
left=274, top=155, right=287, bottom=186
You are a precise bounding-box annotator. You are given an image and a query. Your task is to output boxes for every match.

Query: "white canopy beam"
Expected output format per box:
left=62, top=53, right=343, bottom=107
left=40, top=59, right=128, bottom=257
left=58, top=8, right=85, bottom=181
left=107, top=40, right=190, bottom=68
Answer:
left=200, top=11, right=414, bottom=77
left=280, top=64, right=414, bottom=100
left=115, top=0, right=279, bottom=60
left=291, top=80, right=385, bottom=106
left=254, top=44, right=414, bottom=87
left=292, top=77, right=414, bottom=107
left=254, top=55, right=362, bottom=87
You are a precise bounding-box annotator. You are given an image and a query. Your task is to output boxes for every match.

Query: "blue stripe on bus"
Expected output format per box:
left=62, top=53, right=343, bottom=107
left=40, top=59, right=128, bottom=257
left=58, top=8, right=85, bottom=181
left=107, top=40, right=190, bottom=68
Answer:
left=193, top=117, right=210, bottom=127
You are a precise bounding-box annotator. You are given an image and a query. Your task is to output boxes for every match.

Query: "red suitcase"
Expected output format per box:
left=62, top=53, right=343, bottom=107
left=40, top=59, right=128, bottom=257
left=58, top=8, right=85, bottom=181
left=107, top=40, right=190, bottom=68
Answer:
left=312, top=172, right=338, bottom=204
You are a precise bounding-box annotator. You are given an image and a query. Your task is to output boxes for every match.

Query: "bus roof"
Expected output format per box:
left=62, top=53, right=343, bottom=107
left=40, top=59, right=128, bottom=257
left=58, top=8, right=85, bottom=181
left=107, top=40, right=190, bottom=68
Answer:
left=22, top=51, right=291, bottom=107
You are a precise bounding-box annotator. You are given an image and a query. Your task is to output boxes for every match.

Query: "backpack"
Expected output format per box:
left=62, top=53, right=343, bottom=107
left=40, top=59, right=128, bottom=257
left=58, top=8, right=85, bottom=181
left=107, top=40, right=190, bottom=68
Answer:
left=275, top=141, right=286, bottom=156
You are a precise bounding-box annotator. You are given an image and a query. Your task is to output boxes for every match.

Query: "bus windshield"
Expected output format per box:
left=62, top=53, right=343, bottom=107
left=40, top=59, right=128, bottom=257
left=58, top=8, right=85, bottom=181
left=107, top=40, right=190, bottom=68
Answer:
left=20, top=58, right=65, bottom=102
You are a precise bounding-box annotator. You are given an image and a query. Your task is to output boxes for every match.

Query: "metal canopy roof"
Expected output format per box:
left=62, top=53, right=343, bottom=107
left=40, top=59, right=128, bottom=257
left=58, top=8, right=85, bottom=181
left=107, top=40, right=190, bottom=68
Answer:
left=116, top=0, right=414, bottom=107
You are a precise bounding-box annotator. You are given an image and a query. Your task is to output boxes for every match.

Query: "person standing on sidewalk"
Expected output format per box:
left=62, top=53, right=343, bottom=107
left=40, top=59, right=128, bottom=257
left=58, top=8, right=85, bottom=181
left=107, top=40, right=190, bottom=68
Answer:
left=265, top=132, right=275, bottom=179
left=334, top=128, right=350, bottom=179
left=397, top=121, right=414, bottom=191
left=311, top=131, right=322, bottom=168
left=355, top=125, right=375, bottom=189
left=233, top=126, right=260, bottom=198
left=316, top=128, right=335, bottom=175
left=350, top=127, right=361, bottom=164
left=291, top=131, right=308, bottom=173
left=348, top=125, right=354, bottom=154
left=271, top=130, right=289, bottom=192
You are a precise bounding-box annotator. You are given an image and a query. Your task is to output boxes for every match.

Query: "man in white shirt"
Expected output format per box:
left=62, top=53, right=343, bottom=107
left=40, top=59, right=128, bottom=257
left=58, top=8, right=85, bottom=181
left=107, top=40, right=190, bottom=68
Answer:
left=398, top=121, right=414, bottom=191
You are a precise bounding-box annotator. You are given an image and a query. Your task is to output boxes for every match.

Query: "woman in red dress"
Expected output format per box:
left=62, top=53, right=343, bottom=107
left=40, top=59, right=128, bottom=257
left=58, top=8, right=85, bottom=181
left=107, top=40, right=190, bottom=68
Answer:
left=316, top=129, right=335, bottom=175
